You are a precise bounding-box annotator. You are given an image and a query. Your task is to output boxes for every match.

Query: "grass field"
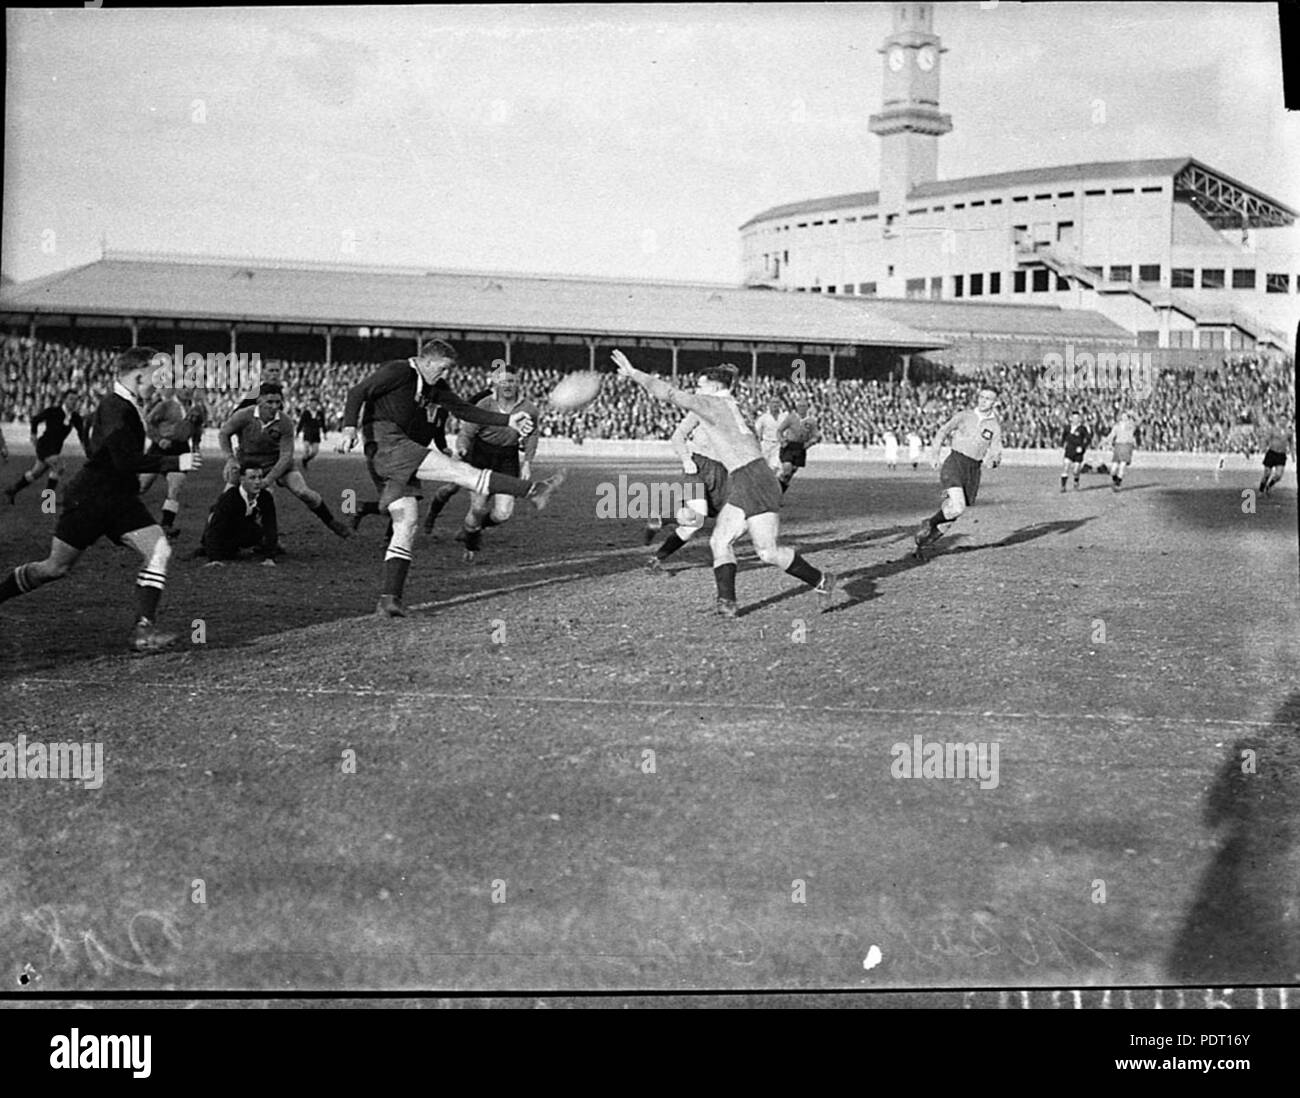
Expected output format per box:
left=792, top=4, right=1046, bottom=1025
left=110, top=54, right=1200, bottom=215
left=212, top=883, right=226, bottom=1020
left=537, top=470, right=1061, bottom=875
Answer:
left=1, top=445, right=1296, bottom=993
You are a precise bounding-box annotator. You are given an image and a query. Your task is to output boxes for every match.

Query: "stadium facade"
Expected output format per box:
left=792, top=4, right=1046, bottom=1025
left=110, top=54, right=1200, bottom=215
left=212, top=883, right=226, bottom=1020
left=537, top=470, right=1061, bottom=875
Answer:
left=740, top=4, right=1299, bottom=356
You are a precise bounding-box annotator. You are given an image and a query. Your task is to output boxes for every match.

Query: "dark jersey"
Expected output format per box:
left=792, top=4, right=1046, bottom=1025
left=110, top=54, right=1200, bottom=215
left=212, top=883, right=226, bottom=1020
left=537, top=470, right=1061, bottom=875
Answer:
left=343, top=360, right=509, bottom=445
left=32, top=406, right=87, bottom=455
left=433, top=387, right=492, bottom=454
left=1061, top=425, right=1091, bottom=454
left=297, top=409, right=326, bottom=444
left=184, top=404, right=207, bottom=451
left=69, top=392, right=182, bottom=498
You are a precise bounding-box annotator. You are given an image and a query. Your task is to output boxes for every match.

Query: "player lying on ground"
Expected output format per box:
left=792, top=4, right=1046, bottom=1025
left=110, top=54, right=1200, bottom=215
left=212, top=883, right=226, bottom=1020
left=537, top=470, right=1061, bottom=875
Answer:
left=612, top=349, right=835, bottom=618
left=1060, top=410, right=1091, bottom=492
left=913, top=386, right=1002, bottom=560
left=0, top=347, right=202, bottom=652
left=138, top=387, right=194, bottom=536
left=424, top=365, right=540, bottom=562
left=4, top=392, right=88, bottom=507
left=342, top=339, right=564, bottom=618
left=219, top=383, right=351, bottom=539
left=777, top=399, right=820, bottom=493
left=1259, top=424, right=1292, bottom=495
left=1101, top=411, right=1138, bottom=492
left=198, top=458, right=280, bottom=566
left=645, top=408, right=729, bottom=571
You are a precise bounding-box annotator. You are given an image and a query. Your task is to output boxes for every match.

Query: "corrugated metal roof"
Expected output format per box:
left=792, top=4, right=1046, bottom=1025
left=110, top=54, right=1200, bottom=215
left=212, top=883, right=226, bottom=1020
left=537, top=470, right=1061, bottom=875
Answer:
left=0, top=254, right=945, bottom=350
left=741, top=156, right=1296, bottom=226
left=848, top=297, right=1135, bottom=342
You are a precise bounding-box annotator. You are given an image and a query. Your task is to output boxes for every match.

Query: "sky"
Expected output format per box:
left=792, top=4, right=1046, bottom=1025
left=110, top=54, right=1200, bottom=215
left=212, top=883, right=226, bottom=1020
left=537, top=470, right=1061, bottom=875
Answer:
left=3, top=3, right=1296, bottom=285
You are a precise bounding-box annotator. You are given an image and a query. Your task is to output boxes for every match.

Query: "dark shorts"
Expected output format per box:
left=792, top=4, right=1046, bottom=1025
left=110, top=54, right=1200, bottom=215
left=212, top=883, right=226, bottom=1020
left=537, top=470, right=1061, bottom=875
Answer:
left=940, top=450, right=983, bottom=504
left=1263, top=449, right=1287, bottom=468
left=467, top=441, right=521, bottom=477
left=1064, top=448, right=1086, bottom=463
left=55, top=490, right=158, bottom=551
left=372, top=422, right=429, bottom=509
left=779, top=442, right=807, bottom=469
left=725, top=458, right=783, bottom=518
left=363, top=440, right=384, bottom=492
left=34, top=442, right=65, bottom=462
left=692, top=453, right=728, bottom=518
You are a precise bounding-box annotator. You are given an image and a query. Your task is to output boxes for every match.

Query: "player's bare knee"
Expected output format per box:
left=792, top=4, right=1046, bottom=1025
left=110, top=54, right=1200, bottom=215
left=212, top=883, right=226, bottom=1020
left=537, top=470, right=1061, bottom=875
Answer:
left=676, top=503, right=703, bottom=529
left=755, top=544, right=783, bottom=566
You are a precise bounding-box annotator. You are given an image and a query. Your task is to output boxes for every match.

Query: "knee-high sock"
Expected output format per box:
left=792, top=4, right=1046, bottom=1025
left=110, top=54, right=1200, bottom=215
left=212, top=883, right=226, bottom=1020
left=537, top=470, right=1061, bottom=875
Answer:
left=0, top=562, right=58, bottom=603
left=135, top=537, right=170, bottom=623
left=713, top=562, right=737, bottom=601
left=311, top=500, right=339, bottom=527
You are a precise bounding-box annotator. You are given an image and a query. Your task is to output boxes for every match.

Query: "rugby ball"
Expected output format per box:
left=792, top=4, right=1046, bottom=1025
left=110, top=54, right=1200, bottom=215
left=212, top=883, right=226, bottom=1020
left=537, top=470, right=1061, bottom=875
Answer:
left=547, top=371, right=603, bottom=412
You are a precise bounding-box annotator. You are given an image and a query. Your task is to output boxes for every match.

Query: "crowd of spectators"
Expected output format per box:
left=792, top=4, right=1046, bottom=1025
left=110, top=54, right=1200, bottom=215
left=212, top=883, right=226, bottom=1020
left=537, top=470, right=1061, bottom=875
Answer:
left=2, top=336, right=1293, bottom=454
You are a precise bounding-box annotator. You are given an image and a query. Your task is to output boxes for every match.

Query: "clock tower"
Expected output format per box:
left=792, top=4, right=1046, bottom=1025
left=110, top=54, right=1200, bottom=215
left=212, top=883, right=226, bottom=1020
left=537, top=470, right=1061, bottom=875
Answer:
left=868, top=4, right=952, bottom=222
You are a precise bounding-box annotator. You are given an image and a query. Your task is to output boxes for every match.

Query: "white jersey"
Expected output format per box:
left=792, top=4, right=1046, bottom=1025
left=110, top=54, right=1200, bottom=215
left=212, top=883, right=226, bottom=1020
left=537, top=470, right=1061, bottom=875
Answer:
left=883, top=432, right=900, bottom=462
left=907, top=432, right=923, bottom=461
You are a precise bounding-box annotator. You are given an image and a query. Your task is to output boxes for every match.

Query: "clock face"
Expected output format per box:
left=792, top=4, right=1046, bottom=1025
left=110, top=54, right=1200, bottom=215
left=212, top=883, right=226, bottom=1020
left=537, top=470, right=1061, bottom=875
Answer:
left=888, top=46, right=905, bottom=72
left=918, top=45, right=936, bottom=71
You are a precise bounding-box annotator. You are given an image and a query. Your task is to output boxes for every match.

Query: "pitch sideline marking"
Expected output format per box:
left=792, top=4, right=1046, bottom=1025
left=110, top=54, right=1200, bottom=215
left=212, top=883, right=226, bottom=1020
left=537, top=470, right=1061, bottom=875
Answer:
left=8, top=676, right=1291, bottom=731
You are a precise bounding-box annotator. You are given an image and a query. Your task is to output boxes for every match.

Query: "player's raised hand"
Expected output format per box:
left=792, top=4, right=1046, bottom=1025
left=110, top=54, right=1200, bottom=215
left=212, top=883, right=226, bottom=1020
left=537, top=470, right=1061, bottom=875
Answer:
left=178, top=452, right=203, bottom=472
left=508, top=411, right=535, bottom=438
left=611, top=349, right=635, bottom=378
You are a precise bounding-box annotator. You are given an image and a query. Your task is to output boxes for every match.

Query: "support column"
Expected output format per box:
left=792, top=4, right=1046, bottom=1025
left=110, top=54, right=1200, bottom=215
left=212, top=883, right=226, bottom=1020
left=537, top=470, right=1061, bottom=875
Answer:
left=901, top=353, right=911, bottom=386
left=828, top=348, right=837, bottom=382
left=27, top=318, right=37, bottom=374
left=324, top=329, right=333, bottom=366
left=229, top=326, right=238, bottom=355
left=503, top=336, right=513, bottom=367
left=750, top=344, right=759, bottom=386
left=129, top=319, right=140, bottom=345
left=670, top=341, right=679, bottom=383
left=587, top=338, right=598, bottom=373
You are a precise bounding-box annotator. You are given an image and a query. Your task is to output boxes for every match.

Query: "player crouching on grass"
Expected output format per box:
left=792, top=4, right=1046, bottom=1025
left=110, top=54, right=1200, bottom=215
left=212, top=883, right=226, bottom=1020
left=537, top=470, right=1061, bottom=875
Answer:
left=342, top=339, right=565, bottom=618
left=0, top=347, right=202, bottom=653
left=198, top=459, right=280, bottom=567
left=913, top=386, right=1002, bottom=560
left=612, top=349, right=835, bottom=618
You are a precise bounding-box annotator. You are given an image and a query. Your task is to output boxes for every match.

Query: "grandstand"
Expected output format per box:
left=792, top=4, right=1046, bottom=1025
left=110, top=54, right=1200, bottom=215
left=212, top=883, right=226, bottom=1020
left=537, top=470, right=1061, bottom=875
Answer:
left=740, top=4, right=1300, bottom=356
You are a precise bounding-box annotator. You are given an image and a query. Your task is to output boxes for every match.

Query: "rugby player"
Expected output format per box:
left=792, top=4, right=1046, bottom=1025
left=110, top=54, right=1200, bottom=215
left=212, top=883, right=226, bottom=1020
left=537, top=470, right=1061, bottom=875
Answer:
left=0, top=348, right=202, bottom=652
left=646, top=408, right=729, bottom=572
left=199, top=458, right=280, bottom=566
left=446, top=365, right=540, bottom=563
left=1101, top=411, right=1138, bottom=492
left=296, top=396, right=327, bottom=471
left=907, top=428, right=924, bottom=470
left=913, top=387, right=1002, bottom=560
left=139, top=387, right=192, bottom=535
left=421, top=385, right=495, bottom=536
left=4, top=392, right=88, bottom=506
left=218, top=383, right=351, bottom=539
left=1059, top=410, right=1091, bottom=492
left=777, top=399, right=820, bottom=493
left=754, top=399, right=785, bottom=473
left=1259, top=423, right=1292, bottom=495
left=613, top=349, right=834, bottom=618
left=342, top=339, right=563, bottom=618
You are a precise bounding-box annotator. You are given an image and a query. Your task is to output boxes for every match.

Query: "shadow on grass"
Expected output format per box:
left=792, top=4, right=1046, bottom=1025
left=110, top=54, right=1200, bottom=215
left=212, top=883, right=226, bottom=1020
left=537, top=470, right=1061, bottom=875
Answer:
left=1166, top=690, right=1299, bottom=984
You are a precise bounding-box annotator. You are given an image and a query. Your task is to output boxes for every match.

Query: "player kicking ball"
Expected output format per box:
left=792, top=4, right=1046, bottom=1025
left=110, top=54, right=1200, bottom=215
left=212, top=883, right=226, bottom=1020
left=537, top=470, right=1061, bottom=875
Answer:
left=913, top=386, right=1002, bottom=561
left=613, top=350, right=834, bottom=617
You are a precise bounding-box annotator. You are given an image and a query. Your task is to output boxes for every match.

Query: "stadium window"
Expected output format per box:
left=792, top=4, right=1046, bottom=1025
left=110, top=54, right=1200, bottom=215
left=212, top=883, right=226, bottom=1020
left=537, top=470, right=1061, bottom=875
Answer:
left=859, top=282, right=877, bottom=296
left=1138, top=264, right=1161, bottom=283
left=1200, top=268, right=1225, bottom=290
left=990, top=198, right=1002, bottom=206
left=797, top=222, right=808, bottom=229
left=1171, top=267, right=1194, bottom=288
left=1012, top=195, right=1029, bottom=203
left=989, top=271, right=1001, bottom=294
left=796, top=287, right=807, bottom=292
left=813, top=221, right=824, bottom=227
left=828, top=219, right=838, bottom=225
left=1266, top=272, right=1290, bottom=293
left=1085, top=266, right=1103, bottom=280
left=1056, top=275, right=1069, bottom=291
left=1169, top=330, right=1193, bottom=348
left=954, top=203, right=965, bottom=210
left=1201, top=329, right=1224, bottom=349
left=1137, top=330, right=1159, bottom=347
left=1084, top=189, right=1105, bottom=196
left=971, top=200, right=985, bottom=208
left=826, top=285, right=837, bottom=294
left=929, top=276, right=943, bottom=299
left=970, top=272, right=984, bottom=296
left=932, top=205, right=945, bottom=212
left=811, top=285, right=822, bottom=293
left=1140, top=186, right=1163, bottom=193
left=1231, top=268, right=1256, bottom=289
left=905, top=278, right=927, bottom=299
left=863, top=214, right=878, bottom=222
left=1034, top=193, right=1051, bottom=201
left=953, top=274, right=965, bottom=298
left=1057, top=192, right=1074, bottom=199
left=842, top=284, right=855, bottom=296
left=1032, top=268, right=1050, bottom=292
left=845, top=216, right=857, bottom=223
left=1013, top=270, right=1027, bottom=293
left=909, top=208, right=927, bottom=216
left=1112, top=187, right=1134, bottom=195
left=1109, top=265, right=1132, bottom=283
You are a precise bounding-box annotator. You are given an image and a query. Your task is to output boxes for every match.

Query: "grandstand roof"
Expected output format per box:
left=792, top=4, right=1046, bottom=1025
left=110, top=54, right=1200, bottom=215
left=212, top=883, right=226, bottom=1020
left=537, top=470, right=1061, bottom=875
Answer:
left=0, top=253, right=945, bottom=351
left=741, top=157, right=1297, bottom=228
left=851, top=298, right=1135, bottom=343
